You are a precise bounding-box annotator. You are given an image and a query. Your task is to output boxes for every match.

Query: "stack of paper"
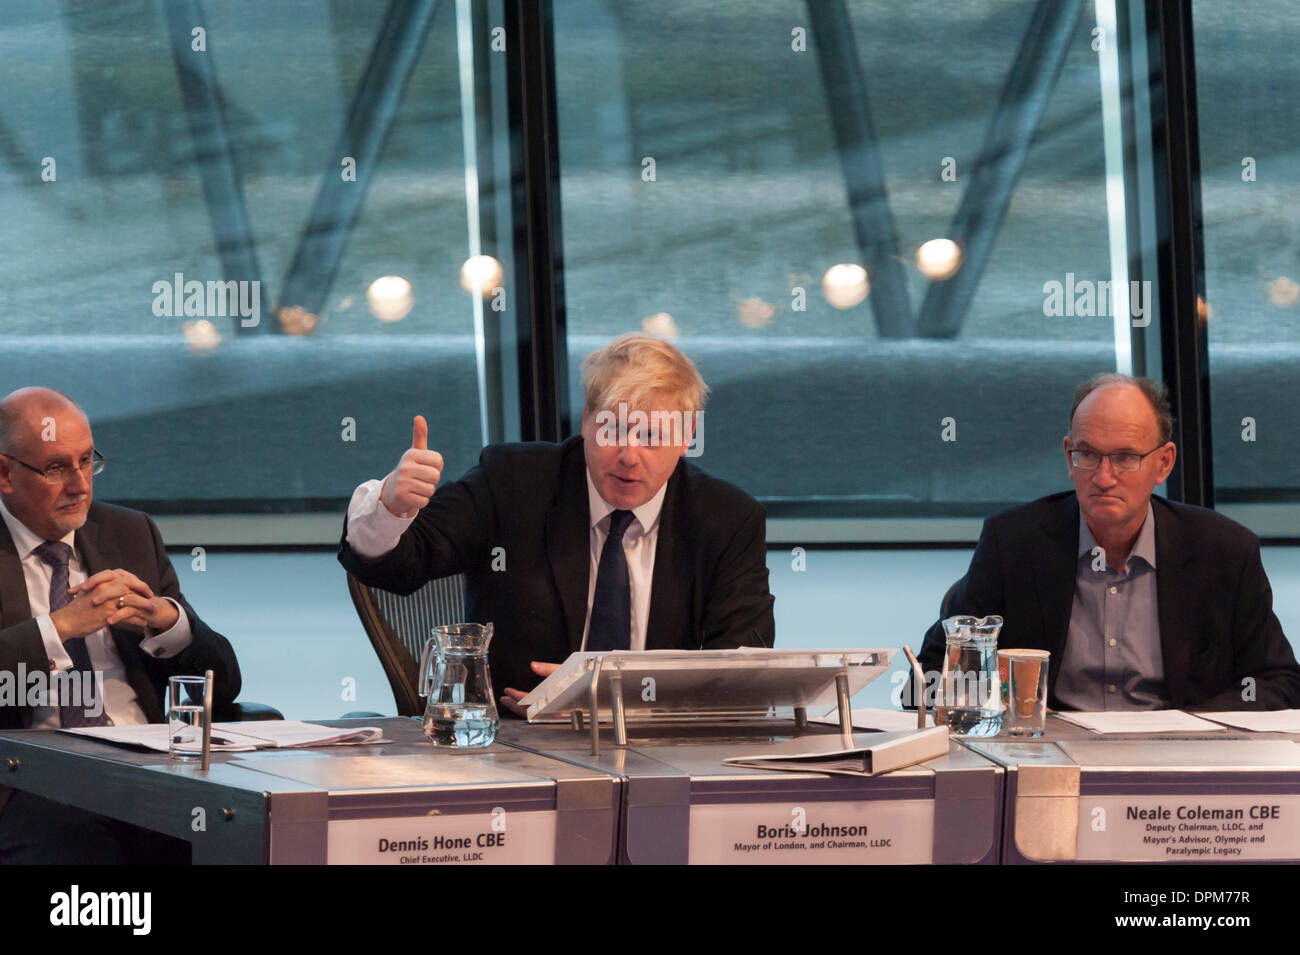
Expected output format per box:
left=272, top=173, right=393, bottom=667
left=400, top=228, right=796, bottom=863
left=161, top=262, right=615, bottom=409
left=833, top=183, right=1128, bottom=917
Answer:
left=810, top=707, right=934, bottom=732
left=1054, top=710, right=1225, bottom=734
left=1198, top=711, right=1300, bottom=733
left=64, top=720, right=384, bottom=754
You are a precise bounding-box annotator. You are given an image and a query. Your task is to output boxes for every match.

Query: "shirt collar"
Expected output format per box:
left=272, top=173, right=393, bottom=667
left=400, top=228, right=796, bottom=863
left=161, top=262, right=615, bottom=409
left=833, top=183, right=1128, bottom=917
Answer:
left=584, top=467, right=668, bottom=537
left=0, top=496, right=75, bottom=559
left=1078, top=500, right=1157, bottom=570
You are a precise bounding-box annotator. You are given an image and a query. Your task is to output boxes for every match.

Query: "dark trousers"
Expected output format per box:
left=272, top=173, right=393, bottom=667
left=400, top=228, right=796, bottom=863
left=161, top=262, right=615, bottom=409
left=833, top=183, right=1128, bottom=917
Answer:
left=0, top=791, right=190, bottom=864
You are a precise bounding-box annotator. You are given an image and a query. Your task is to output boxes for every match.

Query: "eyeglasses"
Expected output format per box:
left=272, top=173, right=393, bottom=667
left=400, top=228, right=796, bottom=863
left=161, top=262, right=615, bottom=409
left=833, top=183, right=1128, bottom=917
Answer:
left=1, top=449, right=105, bottom=485
left=1068, top=445, right=1164, bottom=473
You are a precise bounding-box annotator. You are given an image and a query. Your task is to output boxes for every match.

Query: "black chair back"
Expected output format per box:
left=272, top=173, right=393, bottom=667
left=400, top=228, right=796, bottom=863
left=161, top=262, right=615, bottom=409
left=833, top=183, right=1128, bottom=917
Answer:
left=346, top=574, right=467, bottom=716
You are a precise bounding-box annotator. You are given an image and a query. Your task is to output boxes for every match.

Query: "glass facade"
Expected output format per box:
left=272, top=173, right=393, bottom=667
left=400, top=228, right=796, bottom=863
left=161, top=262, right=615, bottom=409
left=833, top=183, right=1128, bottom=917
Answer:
left=0, top=0, right=511, bottom=514
left=1195, top=0, right=1300, bottom=531
left=0, top=0, right=1283, bottom=539
left=555, top=0, right=1164, bottom=519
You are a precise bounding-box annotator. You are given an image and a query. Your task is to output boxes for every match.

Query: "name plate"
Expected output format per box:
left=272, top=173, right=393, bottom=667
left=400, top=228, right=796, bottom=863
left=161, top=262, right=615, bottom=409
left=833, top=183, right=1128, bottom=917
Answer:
left=327, top=810, right=557, bottom=865
left=688, top=799, right=934, bottom=865
left=1076, top=795, right=1300, bottom=861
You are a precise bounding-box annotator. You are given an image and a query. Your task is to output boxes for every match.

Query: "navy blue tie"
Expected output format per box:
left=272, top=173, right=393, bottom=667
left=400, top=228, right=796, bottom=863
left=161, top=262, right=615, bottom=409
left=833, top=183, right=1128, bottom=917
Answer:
left=587, top=510, right=635, bottom=652
left=34, top=541, right=110, bottom=728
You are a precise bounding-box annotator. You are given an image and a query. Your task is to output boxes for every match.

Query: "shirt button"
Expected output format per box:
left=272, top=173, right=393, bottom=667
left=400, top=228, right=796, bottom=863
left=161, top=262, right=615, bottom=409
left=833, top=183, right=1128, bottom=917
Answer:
left=1108, top=638, right=1117, bottom=647
left=1108, top=586, right=1118, bottom=595
left=1108, top=684, right=1118, bottom=693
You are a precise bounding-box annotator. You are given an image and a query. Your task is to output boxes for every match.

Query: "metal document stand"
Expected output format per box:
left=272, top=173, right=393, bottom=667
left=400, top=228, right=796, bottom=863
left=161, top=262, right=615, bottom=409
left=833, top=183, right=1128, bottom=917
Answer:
left=505, top=649, right=1003, bottom=864
left=961, top=715, right=1300, bottom=864
left=520, top=648, right=895, bottom=750
left=0, top=718, right=620, bottom=864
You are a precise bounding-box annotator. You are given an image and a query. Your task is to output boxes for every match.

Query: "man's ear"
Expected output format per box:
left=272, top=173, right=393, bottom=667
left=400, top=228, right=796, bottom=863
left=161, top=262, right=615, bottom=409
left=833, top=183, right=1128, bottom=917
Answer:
left=0, top=456, right=14, bottom=495
left=1062, top=434, right=1074, bottom=477
left=1154, top=441, right=1177, bottom=485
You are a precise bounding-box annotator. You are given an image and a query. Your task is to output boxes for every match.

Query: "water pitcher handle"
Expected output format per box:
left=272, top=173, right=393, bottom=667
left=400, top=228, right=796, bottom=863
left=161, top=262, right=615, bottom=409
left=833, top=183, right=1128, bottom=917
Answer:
left=417, top=637, right=436, bottom=698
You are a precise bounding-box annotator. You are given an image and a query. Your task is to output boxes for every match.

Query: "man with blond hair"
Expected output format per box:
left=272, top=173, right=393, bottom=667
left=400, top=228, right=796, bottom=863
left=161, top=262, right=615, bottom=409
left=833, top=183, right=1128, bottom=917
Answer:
left=339, top=333, right=775, bottom=713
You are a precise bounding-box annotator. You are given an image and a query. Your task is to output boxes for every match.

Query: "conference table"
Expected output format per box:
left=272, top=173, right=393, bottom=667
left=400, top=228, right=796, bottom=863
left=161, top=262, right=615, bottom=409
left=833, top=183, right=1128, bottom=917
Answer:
left=2, top=713, right=1299, bottom=863
left=0, top=718, right=620, bottom=864
left=493, top=718, right=1003, bottom=864
left=962, top=714, right=1300, bottom=863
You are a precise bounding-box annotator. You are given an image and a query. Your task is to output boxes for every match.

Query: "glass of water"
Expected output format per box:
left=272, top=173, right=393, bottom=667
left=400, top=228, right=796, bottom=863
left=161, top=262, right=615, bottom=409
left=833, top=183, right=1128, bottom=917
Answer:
left=167, top=675, right=207, bottom=759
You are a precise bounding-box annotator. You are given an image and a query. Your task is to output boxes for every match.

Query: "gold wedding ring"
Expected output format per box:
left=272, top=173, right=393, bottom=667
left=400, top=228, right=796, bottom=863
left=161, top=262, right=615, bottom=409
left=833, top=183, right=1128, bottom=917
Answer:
left=116, top=595, right=126, bottom=609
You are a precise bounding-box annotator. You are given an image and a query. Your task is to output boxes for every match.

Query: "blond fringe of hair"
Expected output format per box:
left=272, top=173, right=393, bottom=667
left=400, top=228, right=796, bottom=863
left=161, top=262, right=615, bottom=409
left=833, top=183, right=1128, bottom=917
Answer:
left=581, top=333, right=710, bottom=413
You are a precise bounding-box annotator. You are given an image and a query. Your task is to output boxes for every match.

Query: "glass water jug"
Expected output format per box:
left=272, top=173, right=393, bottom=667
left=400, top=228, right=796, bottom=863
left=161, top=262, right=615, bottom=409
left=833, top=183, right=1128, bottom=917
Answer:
left=417, top=623, right=498, bottom=747
left=937, top=614, right=1003, bottom=737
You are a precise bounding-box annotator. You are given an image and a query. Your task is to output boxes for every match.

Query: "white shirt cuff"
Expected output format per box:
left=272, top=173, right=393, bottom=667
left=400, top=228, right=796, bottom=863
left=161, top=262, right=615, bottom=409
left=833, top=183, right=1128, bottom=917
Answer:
left=345, top=477, right=416, bottom=559
left=37, top=614, right=72, bottom=670
left=138, top=598, right=193, bottom=659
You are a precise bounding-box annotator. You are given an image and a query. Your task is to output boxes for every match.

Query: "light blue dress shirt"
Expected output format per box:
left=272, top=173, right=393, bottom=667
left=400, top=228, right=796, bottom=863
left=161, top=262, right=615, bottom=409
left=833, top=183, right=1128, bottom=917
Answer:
left=1054, top=503, right=1167, bottom=710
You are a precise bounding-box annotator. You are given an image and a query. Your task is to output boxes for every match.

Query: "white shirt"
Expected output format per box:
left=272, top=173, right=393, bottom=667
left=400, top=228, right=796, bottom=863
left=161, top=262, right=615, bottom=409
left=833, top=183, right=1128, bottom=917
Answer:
left=0, top=499, right=193, bottom=728
left=344, top=467, right=666, bottom=651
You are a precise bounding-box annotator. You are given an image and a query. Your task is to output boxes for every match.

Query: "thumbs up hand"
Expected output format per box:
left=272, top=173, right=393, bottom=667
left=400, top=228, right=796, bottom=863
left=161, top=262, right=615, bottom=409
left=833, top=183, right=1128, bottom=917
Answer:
left=379, top=415, right=445, bottom=517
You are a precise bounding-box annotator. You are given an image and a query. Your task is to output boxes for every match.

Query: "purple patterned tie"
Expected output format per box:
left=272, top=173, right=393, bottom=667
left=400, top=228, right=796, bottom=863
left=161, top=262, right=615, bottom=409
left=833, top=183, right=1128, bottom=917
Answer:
left=33, top=541, right=111, bottom=727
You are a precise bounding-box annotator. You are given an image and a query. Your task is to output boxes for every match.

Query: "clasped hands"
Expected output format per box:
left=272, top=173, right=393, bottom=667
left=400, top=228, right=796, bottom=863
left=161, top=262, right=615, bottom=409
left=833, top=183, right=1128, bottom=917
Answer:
left=51, top=569, right=179, bottom=642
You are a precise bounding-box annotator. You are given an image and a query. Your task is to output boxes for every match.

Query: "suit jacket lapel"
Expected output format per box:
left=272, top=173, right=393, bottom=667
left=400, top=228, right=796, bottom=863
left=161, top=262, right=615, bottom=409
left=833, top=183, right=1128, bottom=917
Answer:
left=546, top=446, right=592, bottom=653
left=74, top=509, right=115, bottom=578
left=77, top=507, right=165, bottom=720
left=1032, top=495, right=1080, bottom=698
left=645, top=465, right=689, bottom=650
left=0, top=518, right=31, bottom=630
left=1153, top=499, right=1195, bottom=706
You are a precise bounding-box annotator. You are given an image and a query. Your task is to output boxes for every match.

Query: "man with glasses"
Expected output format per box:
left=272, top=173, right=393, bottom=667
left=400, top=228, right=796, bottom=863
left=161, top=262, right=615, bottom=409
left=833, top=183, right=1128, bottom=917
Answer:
left=916, top=373, right=1300, bottom=711
left=0, top=387, right=240, bottom=862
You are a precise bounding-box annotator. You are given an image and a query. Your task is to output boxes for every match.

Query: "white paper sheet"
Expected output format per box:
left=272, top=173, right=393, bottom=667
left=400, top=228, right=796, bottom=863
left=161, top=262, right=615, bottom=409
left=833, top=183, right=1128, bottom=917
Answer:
left=810, top=707, right=934, bottom=732
left=1198, top=710, right=1300, bottom=733
left=63, top=720, right=384, bottom=753
left=1054, top=710, right=1226, bottom=734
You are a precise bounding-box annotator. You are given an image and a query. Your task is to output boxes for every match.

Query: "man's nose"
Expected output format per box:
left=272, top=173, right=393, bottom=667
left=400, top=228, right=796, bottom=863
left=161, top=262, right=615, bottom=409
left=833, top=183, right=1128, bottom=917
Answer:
left=64, top=465, right=90, bottom=494
left=1092, top=457, right=1119, bottom=484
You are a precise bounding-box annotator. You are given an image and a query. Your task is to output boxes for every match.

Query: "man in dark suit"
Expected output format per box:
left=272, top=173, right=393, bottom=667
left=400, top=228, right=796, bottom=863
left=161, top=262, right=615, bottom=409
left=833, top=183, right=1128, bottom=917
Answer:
left=917, top=374, right=1300, bottom=711
left=0, top=387, right=241, bottom=862
left=339, top=333, right=775, bottom=714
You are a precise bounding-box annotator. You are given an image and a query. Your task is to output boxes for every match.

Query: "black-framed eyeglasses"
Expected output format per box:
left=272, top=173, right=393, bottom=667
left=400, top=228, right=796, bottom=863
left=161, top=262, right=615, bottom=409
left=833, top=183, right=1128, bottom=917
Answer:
left=1068, top=445, right=1164, bottom=473
left=1, top=449, right=105, bottom=485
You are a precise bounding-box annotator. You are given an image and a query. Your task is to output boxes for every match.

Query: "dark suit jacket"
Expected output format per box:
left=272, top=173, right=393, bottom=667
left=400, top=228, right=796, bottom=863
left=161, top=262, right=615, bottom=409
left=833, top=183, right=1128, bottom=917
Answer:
left=917, top=491, right=1300, bottom=711
left=338, top=436, right=776, bottom=705
left=0, top=501, right=241, bottom=729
